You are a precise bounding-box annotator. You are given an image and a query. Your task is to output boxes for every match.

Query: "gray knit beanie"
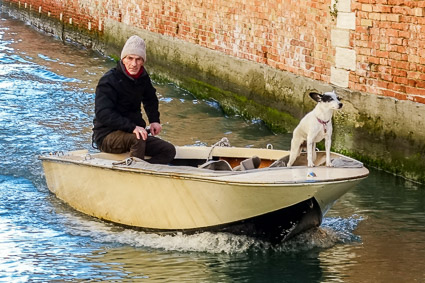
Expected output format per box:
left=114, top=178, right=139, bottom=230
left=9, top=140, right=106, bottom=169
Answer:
left=120, top=35, right=146, bottom=62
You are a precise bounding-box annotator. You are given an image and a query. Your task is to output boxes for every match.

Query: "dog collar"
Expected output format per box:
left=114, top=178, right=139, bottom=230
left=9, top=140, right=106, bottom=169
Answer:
left=317, top=118, right=330, bottom=133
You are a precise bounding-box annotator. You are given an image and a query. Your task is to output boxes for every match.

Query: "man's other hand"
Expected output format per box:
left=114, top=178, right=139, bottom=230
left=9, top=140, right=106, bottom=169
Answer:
left=149, top=122, right=162, bottom=136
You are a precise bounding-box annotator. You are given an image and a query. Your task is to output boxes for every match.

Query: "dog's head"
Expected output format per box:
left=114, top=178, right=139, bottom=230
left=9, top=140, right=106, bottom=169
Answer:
left=309, top=91, right=343, bottom=110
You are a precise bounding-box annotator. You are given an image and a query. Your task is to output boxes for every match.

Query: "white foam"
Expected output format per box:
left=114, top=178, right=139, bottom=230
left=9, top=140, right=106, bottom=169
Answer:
left=61, top=213, right=364, bottom=254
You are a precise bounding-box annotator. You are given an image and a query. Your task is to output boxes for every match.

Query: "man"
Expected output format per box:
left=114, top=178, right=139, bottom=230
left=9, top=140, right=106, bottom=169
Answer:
left=92, top=35, right=176, bottom=164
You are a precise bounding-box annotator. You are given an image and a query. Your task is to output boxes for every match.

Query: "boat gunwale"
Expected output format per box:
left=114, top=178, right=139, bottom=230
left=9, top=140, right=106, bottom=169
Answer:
left=39, top=154, right=370, bottom=186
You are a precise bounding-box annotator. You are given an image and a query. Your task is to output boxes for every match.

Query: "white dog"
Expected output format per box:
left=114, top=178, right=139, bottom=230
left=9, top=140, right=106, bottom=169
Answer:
left=287, top=91, right=343, bottom=168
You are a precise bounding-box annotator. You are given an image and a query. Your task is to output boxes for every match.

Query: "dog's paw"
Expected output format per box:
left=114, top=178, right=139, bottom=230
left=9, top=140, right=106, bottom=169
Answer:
left=326, top=163, right=334, bottom=167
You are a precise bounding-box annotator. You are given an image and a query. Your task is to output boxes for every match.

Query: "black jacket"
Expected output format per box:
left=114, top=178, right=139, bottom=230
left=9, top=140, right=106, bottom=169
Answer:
left=92, top=61, right=160, bottom=148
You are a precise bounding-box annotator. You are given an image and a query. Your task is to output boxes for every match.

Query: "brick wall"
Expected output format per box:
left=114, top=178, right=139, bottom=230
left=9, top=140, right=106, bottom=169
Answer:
left=5, top=0, right=425, bottom=104
left=351, top=0, right=425, bottom=103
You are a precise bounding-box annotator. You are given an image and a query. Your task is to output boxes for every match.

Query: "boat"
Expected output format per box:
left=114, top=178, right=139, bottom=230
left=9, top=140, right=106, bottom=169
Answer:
left=39, top=141, right=369, bottom=243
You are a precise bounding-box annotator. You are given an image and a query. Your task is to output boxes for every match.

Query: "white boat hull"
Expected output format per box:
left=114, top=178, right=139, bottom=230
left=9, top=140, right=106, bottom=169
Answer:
left=40, top=146, right=368, bottom=242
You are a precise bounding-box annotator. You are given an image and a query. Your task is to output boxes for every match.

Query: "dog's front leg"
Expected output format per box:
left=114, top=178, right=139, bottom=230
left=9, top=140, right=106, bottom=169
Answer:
left=287, top=137, right=303, bottom=167
left=306, top=137, right=315, bottom=167
left=325, top=135, right=332, bottom=167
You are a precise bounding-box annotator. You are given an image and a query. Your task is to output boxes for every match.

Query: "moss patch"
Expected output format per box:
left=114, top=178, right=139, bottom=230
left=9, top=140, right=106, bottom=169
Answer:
left=333, top=115, right=425, bottom=184
left=151, top=73, right=299, bottom=133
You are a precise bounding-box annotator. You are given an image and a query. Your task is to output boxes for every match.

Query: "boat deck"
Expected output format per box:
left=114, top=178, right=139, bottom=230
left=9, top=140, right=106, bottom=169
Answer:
left=40, top=146, right=368, bottom=184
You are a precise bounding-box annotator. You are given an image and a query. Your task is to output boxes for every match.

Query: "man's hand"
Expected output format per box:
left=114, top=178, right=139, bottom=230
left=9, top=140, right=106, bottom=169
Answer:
left=133, top=126, right=148, bottom=140
left=149, top=122, right=162, bottom=136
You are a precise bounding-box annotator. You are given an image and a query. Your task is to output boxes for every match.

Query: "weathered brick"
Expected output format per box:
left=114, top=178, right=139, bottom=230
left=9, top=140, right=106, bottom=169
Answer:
left=386, top=29, right=399, bottom=37
left=413, top=8, right=424, bottom=17
left=368, top=56, right=380, bottom=64
left=362, top=4, right=373, bottom=12
left=373, top=5, right=393, bottom=13
left=394, top=76, right=409, bottom=85
left=415, top=81, right=425, bottom=89
left=399, top=31, right=411, bottom=38
left=409, top=95, right=425, bottom=104
left=406, top=86, right=425, bottom=96
left=361, top=19, right=373, bottom=26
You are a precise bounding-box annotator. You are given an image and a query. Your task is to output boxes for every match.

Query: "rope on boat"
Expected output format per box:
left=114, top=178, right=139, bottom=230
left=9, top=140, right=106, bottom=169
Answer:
left=112, top=157, right=135, bottom=166
left=206, top=137, right=231, bottom=162
left=112, top=157, right=145, bottom=167
left=43, top=151, right=64, bottom=156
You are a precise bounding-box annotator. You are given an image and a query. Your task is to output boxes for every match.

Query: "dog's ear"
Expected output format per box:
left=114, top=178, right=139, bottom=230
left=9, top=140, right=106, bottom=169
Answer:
left=309, top=92, right=323, bottom=102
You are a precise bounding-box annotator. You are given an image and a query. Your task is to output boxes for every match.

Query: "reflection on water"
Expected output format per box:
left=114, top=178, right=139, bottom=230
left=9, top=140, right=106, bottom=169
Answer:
left=1, top=10, right=424, bottom=282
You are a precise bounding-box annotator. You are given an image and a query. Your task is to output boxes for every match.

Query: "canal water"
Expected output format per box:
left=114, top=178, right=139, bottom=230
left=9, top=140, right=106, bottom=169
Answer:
left=1, top=11, right=424, bottom=282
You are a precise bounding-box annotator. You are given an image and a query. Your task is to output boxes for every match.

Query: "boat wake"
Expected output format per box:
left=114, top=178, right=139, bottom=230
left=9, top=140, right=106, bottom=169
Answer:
left=64, top=213, right=364, bottom=254
left=272, top=215, right=364, bottom=253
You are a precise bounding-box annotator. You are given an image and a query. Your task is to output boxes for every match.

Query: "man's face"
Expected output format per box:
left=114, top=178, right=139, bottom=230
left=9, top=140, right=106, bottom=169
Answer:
left=122, top=55, right=144, bottom=75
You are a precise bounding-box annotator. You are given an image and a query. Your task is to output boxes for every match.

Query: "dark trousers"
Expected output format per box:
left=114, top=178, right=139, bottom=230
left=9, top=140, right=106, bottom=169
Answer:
left=99, top=130, right=176, bottom=164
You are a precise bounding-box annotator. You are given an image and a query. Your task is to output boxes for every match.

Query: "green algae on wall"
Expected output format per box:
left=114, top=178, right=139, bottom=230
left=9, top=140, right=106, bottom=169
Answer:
left=182, top=78, right=299, bottom=133
left=149, top=72, right=299, bottom=134
left=333, top=109, right=425, bottom=184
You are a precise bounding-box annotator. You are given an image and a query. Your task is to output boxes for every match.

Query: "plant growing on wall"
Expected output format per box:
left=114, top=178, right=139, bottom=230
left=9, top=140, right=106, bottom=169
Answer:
left=329, top=0, right=339, bottom=21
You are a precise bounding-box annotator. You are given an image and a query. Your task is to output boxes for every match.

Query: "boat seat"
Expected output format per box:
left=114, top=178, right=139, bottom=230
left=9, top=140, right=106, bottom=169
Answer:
left=233, top=156, right=261, bottom=171
left=331, top=158, right=364, bottom=168
left=199, top=160, right=233, bottom=171
left=269, top=155, right=290, bottom=167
